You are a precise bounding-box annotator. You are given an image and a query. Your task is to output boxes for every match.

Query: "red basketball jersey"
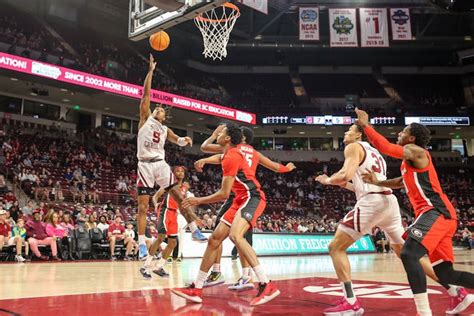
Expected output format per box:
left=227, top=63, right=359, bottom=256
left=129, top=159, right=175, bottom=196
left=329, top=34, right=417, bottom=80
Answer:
left=222, top=144, right=263, bottom=199
left=400, top=151, right=456, bottom=220
left=157, top=183, right=188, bottom=213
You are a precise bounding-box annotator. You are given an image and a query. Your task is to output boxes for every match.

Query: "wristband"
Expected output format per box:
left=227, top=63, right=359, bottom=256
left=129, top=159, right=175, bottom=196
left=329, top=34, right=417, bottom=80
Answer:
left=177, top=137, right=187, bottom=147
left=278, top=164, right=290, bottom=173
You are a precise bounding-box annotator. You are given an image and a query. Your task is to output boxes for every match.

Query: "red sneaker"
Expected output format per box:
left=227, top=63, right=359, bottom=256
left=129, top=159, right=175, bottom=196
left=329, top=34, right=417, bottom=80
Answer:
left=446, top=287, right=474, bottom=315
left=250, top=281, right=280, bottom=306
left=323, top=297, right=364, bottom=315
left=171, top=283, right=203, bottom=303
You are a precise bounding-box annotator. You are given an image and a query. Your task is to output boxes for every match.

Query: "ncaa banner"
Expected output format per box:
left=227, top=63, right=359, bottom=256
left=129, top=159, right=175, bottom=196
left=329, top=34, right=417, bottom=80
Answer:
left=299, top=7, right=320, bottom=40
left=390, top=8, right=412, bottom=40
left=360, top=8, right=389, bottom=47
left=329, top=8, right=358, bottom=47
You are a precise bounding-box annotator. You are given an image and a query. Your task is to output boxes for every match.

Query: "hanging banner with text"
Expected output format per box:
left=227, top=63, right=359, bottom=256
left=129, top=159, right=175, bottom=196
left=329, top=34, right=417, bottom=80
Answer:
left=299, top=7, right=320, bottom=41
left=329, top=8, right=358, bottom=47
left=0, top=52, right=256, bottom=124
left=360, top=8, right=389, bottom=47
left=390, top=8, right=412, bottom=41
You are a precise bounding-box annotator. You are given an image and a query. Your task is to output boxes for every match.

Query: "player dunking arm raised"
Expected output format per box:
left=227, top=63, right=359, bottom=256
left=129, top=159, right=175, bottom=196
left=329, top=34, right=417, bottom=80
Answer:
left=136, top=54, right=207, bottom=260
left=315, top=123, right=470, bottom=315
left=196, top=125, right=295, bottom=290
left=171, top=123, right=285, bottom=306
left=356, top=108, right=473, bottom=316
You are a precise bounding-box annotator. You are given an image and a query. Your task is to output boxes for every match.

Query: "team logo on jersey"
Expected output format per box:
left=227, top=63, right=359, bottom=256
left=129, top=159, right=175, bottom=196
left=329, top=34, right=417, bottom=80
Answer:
left=411, top=228, right=423, bottom=238
left=391, top=9, right=410, bottom=25
left=244, top=212, right=253, bottom=221
left=332, top=16, right=354, bottom=35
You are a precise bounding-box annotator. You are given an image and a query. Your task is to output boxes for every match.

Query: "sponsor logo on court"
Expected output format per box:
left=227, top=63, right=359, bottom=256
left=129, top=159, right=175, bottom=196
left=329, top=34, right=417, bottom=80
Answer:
left=304, top=283, right=442, bottom=299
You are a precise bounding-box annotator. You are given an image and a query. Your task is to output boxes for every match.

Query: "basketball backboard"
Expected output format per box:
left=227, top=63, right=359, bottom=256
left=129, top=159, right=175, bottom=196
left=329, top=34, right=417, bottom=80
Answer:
left=129, top=0, right=227, bottom=41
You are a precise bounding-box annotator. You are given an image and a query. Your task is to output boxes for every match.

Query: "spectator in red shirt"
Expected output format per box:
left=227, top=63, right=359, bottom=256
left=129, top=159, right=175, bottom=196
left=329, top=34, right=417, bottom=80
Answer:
left=26, top=210, right=59, bottom=261
left=0, top=209, right=11, bottom=251
left=108, top=215, right=125, bottom=260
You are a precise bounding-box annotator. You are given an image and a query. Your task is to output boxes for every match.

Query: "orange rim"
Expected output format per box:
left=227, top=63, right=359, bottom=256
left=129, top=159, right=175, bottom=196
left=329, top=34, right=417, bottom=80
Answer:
left=195, top=2, right=240, bottom=23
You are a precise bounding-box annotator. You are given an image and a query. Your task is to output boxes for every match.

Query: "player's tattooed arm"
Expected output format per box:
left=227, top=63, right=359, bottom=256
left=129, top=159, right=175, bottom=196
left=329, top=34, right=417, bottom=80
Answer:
left=362, top=172, right=404, bottom=189
left=139, top=54, right=156, bottom=128
left=200, top=124, right=226, bottom=153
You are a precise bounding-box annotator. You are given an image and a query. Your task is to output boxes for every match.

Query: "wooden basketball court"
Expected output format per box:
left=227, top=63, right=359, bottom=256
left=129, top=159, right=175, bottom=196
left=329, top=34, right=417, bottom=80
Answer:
left=0, top=250, right=473, bottom=315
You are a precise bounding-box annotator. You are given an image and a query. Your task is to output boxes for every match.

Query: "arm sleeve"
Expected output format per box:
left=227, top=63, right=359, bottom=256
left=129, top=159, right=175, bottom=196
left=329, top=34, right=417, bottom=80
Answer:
left=222, top=151, right=243, bottom=177
left=364, top=125, right=404, bottom=159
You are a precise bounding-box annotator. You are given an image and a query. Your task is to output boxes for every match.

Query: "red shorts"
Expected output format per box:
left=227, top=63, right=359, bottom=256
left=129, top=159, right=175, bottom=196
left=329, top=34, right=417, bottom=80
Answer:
left=404, top=210, right=457, bottom=264
left=221, top=192, right=266, bottom=227
left=157, top=208, right=178, bottom=237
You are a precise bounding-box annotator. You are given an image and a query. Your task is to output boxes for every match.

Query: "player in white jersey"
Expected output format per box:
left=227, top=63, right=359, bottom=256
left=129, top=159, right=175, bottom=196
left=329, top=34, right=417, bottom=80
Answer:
left=315, top=123, right=451, bottom=315
left=136, top=55, right=207, bottom=260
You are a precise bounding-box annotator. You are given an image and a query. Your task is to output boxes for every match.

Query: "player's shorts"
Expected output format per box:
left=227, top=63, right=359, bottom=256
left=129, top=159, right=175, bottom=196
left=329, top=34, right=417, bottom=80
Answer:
left=403, top=209, right=457, bottom=264
left=157, top=207, right=178, bottom=237
left=137, top=160, right=177, bottom=195
left=221, top=191, right=266, bottom=227
left=215, top=194, right=235, bottom=228
left=339, top=192, right=405, bottom=244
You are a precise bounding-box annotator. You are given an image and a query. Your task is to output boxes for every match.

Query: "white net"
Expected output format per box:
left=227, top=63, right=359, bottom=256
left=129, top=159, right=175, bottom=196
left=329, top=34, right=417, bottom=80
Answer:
left=194, top=3, right=240, bottom=60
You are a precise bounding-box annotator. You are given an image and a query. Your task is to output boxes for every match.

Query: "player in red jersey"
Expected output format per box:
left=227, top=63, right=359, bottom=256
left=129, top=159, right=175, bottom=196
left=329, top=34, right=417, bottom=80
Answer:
left=196, top=125, right=295, bottom=290
left=171, top=123, right=283, bottom=306
left=356, top=108, right=474, bottom=316
left=139, top=166, right=192, bottom=279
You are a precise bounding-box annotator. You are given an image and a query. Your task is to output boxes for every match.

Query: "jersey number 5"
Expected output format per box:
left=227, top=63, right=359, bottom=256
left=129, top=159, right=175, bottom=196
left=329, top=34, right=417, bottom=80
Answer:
left=243, top=153, right=253, bottom=167
left=152, top=131, right=161, bottom=144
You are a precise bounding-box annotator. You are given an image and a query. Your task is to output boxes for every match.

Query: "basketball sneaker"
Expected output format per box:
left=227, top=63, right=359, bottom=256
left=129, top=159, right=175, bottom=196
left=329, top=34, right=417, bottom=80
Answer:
left=176, top=256, right=183, bottom=263
left=191, top=229, right=208, bottom=243
left=15, top=255, right=26, bottom=263
left=250, top=281, right=280, bottom=306
left=167, top=256, right=173, bottom=263
left=203, top=272, right=225, bottom=288
left=153, top=267, right=170, bottom=278
left=139, top=267, right=152, bottom=280
left=171, top=283, right=203, bottom=303
left=138, top=243, right=148, bottom=260
left=323, top=297, right=364, bottom=315
left=228, top=277, right=255, bottom=291
left=446, top=287, right=474, bottom=314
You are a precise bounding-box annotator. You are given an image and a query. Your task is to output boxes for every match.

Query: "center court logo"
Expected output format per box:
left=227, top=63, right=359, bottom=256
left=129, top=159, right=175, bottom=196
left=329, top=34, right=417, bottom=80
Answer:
left=304, top=283, right=442, bottom=299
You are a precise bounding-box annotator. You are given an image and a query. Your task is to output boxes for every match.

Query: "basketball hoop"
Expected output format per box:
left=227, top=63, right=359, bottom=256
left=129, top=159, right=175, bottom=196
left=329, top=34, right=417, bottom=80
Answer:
left=194, top=2, right=240, bottom=60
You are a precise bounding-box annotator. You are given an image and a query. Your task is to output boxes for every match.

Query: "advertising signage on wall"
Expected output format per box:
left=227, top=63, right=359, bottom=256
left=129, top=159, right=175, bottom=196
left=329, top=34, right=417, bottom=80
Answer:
left=0, top=52, right=256, bottom=124
left=405, top=117, right=470, bottom=126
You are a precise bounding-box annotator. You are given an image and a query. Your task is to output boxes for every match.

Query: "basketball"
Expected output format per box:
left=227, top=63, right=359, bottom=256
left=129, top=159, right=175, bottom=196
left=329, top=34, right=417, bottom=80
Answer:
left=149, top=31, right=170, bottom=51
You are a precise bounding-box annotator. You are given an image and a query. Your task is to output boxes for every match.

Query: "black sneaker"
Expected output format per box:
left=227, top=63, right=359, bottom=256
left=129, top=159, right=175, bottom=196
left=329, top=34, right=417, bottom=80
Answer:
left=153, top=268, right=170, bottom=278
left=140, top=267, right=152, bottom=280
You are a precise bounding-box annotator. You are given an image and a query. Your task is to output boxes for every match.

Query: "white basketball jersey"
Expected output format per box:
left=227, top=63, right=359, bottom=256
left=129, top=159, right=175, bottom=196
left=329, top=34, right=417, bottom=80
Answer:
left=137, top=116, right=167, bottom=160
left=352, top=141, right=391, bottom=200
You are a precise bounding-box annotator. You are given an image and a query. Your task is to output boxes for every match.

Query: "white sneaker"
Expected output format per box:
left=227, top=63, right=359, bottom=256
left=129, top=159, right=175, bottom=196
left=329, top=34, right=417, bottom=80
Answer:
left=228, top=277, right=255, bottom=291
left=15, top=255, right=26, bottom=263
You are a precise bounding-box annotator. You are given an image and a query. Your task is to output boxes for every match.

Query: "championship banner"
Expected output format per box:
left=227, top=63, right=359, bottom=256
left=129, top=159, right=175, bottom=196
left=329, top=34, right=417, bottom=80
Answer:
left=299, top=7, right=320, bottom=40
left=329, top=8, right=358, bottom=47
left=240, top=0, right=268, bottom=14
left=390, top=8, right=412, bottom=41
left=360, top=8, right=389, bottom=47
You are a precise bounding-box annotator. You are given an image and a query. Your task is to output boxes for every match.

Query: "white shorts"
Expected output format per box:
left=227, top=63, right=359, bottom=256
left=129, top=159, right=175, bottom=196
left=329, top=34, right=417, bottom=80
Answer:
left=137, top=160, right=176, bottom=195
left=338, top=193, right=405, bottom=244
left=8, top=236, right=26, bottom=245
